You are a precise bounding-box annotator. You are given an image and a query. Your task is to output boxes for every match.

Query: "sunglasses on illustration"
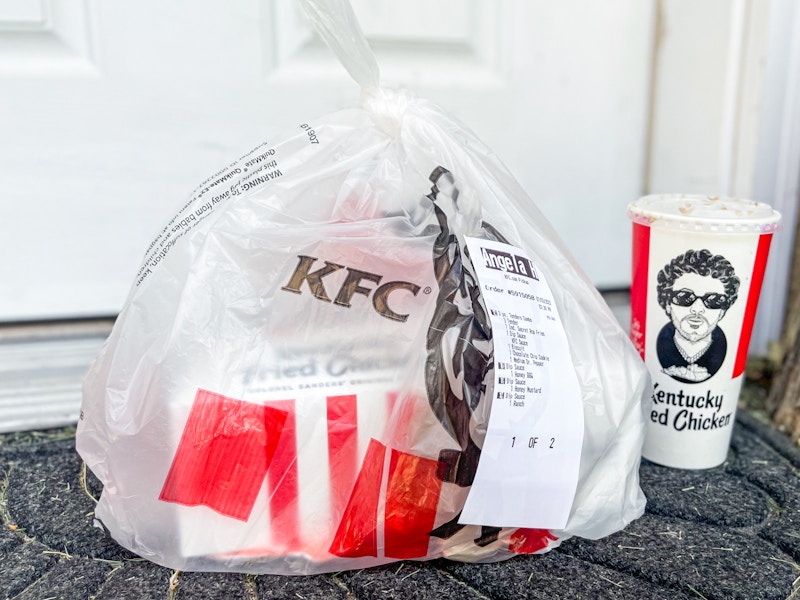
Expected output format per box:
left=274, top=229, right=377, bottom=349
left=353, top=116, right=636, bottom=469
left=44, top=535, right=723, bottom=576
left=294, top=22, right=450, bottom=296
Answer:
left=669, top=289, right=730, bottom=310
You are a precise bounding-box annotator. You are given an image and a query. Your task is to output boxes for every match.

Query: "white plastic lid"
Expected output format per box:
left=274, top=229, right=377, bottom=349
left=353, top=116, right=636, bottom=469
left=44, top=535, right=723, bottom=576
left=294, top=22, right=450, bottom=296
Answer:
left=627, top=194, right=781, bottom=234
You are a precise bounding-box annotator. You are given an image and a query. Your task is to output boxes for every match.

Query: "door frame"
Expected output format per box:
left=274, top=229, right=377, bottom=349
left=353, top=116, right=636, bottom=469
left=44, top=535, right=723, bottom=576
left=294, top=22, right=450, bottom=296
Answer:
left=750, top=0, right=800, bottom=354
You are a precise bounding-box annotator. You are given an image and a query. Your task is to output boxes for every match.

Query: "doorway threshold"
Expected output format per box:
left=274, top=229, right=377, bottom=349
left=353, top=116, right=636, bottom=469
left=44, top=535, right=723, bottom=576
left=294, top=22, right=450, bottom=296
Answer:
left=0, top=318, right=114, bottom=433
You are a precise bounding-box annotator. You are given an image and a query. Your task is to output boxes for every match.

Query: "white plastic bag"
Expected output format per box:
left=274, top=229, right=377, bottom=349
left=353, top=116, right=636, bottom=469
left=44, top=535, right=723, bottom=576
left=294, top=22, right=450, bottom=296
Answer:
left=77, top=0, right=649, bottom=575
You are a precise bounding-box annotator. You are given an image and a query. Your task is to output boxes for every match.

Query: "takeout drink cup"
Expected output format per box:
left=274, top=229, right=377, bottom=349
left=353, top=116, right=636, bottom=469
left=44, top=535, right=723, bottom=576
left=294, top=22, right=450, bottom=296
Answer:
left=628, top=194, right=780, bottom=469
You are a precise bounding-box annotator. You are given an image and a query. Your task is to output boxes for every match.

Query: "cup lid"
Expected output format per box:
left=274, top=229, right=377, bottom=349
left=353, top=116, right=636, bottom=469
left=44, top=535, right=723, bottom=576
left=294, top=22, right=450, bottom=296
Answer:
left=627, top=194, right=781, bottom=234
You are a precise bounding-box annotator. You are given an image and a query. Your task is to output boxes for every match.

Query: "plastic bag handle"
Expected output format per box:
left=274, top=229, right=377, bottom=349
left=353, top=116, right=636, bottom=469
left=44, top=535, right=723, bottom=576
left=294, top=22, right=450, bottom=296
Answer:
left=298, top=0, right=381, bottom=93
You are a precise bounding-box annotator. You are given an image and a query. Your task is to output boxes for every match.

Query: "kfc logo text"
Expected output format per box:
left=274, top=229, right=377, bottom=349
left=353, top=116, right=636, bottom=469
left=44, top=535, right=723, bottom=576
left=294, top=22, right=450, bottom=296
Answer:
left=281, top=255, right=422, bottom=322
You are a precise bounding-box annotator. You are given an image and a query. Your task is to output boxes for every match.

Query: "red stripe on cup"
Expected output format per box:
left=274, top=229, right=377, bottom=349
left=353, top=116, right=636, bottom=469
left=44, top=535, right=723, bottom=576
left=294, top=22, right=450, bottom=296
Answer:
left=327, top=394, right=359, bottom=524
left=329, top=438, right=386, bottom=558
left=733, top=233, right=774, bottom=378
left=159, top=389, right=287, bottom=522
left=266, top=399, right=301, bottom=550
left=384, top=448, right=443, bottom=559
left=630, top=222, right=651, bottom=359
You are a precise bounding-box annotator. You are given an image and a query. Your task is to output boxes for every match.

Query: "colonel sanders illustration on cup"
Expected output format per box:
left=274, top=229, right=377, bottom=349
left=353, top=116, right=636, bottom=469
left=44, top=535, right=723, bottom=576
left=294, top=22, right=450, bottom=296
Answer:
left=656, top=249, right=740, bottom=384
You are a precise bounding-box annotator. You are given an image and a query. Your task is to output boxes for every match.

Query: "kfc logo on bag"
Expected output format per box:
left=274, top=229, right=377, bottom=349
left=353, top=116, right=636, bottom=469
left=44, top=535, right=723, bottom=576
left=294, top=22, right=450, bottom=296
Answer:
left=281, top=255, right=422, bottom=322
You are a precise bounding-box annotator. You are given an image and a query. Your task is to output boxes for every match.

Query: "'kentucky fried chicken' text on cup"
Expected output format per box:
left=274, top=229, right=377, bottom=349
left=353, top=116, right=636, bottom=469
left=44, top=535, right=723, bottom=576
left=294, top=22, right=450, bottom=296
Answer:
left=628, top=194, right=780, bottom=469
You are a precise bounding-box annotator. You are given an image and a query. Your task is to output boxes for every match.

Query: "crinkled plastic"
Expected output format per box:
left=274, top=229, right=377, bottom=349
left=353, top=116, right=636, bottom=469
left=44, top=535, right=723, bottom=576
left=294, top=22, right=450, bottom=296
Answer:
left=77, top=0, right=649, bottom=575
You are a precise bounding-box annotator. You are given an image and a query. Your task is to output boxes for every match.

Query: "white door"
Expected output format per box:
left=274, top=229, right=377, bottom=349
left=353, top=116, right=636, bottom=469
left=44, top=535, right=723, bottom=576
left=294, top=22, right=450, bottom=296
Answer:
left=0, top=0, right=655, bottom=321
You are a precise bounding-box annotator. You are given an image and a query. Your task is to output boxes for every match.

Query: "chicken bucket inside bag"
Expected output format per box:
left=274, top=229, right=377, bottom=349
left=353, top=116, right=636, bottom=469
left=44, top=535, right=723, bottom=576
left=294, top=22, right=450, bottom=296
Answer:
left=77, top=0, right=650, bottom=575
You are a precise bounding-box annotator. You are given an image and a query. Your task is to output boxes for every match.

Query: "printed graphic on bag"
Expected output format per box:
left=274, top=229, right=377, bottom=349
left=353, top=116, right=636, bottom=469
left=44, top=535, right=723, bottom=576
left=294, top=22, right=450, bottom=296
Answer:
left=157, top=166, right=562, bottom=561
left=280, top=255, right=423, bottom=323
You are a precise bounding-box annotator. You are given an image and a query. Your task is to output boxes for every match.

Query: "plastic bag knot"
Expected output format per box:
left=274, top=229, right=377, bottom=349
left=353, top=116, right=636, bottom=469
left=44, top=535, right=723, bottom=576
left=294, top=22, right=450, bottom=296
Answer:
left=361, top=87, right=414, bottom=138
